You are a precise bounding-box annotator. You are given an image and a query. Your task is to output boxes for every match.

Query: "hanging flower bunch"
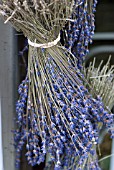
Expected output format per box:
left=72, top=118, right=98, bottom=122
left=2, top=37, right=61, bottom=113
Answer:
left=0, top=1, right=114, bottom=170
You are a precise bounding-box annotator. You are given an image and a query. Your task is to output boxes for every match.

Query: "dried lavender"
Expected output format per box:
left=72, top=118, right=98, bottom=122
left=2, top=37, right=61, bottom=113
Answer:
left=0, top=1, right=114, bottom=170
left=84, top=57, right=114, bottom=111
left=63, top=0, right=97, bottom=69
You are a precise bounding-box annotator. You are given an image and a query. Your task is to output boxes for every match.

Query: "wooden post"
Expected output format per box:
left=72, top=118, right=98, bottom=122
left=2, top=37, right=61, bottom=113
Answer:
left=0, top=19, right=18, bottom=170
left=0, top=98, right=4, bottom=170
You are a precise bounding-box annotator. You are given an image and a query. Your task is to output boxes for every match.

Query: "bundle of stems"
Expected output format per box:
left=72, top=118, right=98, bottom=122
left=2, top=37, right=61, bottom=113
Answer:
left=58, top=58, right=114, bottom=170
left=0, top=1, right=114, bottom=170
left=84, top=57, right=114, bottom=110
left=0, top=0, right=74, bottom=40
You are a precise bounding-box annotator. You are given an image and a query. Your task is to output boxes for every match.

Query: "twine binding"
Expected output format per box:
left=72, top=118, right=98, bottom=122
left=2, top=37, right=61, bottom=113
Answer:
left=28, top=33, right=60, bottom=48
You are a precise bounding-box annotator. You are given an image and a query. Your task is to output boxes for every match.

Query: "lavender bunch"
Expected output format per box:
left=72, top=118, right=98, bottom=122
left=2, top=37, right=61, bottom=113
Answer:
left=0, top=1, right=114, bottom=170
left=54, top=58, right=114, bottom=170
left=63, top=0, right=97, bottom=69
left=84, top=57, right=114, bottom=111
left=45, top=1, right=114, bottom=169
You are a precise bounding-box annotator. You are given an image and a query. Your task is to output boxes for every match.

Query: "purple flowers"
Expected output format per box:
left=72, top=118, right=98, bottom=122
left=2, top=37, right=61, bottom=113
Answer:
left=63, top=0, right=98, bottom=69
left=12, top=0, right=114, bottom=170
left=14, top=63, right=114, bottom=169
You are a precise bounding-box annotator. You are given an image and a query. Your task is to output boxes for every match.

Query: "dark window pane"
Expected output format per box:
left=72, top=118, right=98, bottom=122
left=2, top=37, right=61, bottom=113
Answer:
left=95, top=1, right=114, bottom=32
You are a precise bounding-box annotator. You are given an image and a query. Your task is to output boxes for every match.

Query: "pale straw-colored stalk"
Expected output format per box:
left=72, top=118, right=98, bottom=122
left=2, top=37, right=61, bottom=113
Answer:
left=84, top=56, right=114, bottom=110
